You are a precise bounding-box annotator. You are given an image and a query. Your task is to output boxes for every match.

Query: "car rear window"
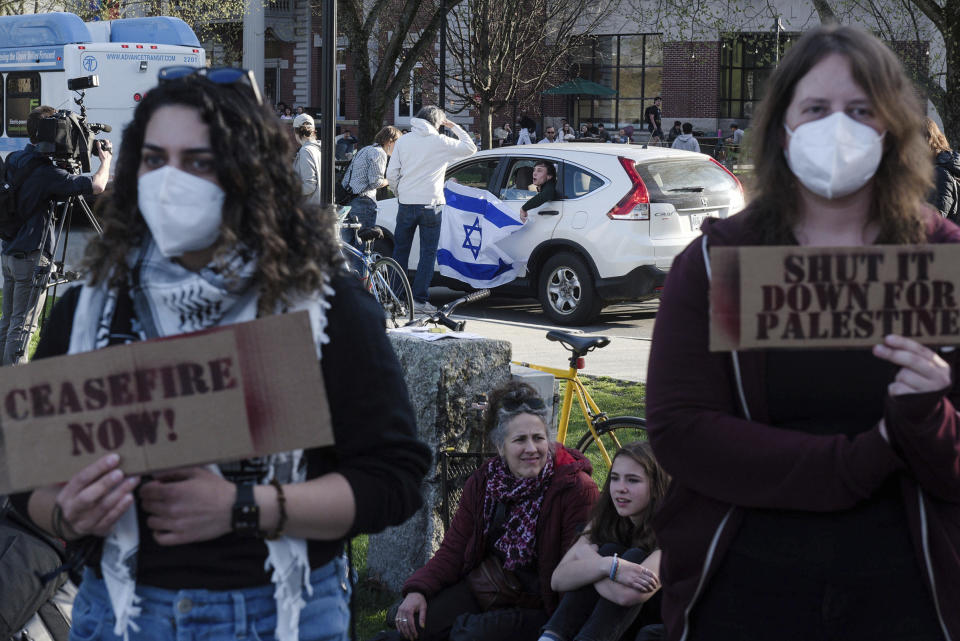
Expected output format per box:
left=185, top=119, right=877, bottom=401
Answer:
left=636, top=159, right=738, bottom=198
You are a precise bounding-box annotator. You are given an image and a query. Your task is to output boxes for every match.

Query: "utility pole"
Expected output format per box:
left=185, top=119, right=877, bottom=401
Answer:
left=320, top=0, right=336, bottom=207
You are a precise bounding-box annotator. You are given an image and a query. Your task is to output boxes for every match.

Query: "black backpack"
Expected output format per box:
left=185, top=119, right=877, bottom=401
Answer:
left=0, top=497, right=71, bottom=641
left=0, top=155, right=49, bottom=236
left=335, top=159, right=356, bottom=206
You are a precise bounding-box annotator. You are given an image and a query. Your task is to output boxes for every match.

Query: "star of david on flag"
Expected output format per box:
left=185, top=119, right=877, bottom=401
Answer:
left=437, top=181, right=526, bottom=288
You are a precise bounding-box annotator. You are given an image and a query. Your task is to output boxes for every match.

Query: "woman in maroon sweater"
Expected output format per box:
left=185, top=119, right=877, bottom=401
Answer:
left=647, top=25, right=960, bottom=641
left=391, top=381, right=598, bottom=641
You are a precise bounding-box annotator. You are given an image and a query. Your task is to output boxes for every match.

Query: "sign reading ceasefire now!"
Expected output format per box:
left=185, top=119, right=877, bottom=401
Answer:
left=709, top=244, right=960, bottom=351
left=0, top=312, right=333, bottom=494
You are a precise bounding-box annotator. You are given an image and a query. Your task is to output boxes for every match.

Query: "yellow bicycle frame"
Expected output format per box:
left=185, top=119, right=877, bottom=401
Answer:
left=513, top=360, right=615, bottom=466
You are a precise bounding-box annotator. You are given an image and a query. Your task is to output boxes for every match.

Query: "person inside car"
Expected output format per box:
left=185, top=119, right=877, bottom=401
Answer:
left=520, top=161, right=558, bottom=223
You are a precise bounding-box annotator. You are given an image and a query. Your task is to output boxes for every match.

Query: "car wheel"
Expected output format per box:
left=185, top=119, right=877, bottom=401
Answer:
left=538, top=252, right=602, bottom=325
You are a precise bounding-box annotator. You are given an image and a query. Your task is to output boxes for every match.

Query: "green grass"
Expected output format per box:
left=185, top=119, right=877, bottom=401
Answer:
left=351, top=376, right=646, bottom=640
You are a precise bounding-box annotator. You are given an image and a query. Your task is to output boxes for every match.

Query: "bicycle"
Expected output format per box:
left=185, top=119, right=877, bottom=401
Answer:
left=513, top=331, right=646, bottom=467
left=337, top=209, right=414, bottom=328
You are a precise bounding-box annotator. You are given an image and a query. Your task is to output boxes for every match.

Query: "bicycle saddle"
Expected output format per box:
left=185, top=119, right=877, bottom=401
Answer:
left=546, top=331, right=610, bottom=356
left=357, top=227, right=384, bottom=242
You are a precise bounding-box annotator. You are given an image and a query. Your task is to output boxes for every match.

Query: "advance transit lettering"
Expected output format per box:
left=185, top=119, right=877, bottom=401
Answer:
left=709, top=245, right=960, bottom=350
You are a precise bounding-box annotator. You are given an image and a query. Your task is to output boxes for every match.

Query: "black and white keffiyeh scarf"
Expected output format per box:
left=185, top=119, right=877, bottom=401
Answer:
left=68, top=240, right=333, bottom=641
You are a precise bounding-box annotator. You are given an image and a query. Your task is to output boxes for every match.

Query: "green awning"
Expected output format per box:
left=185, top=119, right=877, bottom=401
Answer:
left=543, top=78, right=617, bottom=96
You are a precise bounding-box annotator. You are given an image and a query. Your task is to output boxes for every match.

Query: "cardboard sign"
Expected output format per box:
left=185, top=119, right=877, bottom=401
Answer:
left=0, top=311, right=332, bottom=494
left=710, top=244, right=960, bottom=351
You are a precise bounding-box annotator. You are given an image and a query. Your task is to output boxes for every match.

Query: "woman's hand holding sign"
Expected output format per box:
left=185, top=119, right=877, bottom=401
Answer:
left=54, top=453, right=140, bottom=539
left=140, top=466, right=234, bottom=545
left=873, top=334, right=952, bottom=396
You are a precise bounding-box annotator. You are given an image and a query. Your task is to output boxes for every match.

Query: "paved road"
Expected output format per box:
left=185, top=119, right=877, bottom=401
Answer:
left=427, top=287, right=658, bottom=383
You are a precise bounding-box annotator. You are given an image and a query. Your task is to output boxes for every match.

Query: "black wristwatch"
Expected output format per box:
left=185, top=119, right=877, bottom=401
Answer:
left=231, top=482, right=260, bottom=537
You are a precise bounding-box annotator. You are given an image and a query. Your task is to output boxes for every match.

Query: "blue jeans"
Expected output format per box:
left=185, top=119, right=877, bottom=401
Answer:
left=392, top=203, right=441, bottom=303
left=70, top=557, right=351, bottom=641
left=0, top=250, right=48, bottom=365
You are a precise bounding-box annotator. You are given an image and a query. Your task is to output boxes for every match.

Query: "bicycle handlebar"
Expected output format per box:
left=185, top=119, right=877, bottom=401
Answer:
left=405, top=289, right=491, bottom=330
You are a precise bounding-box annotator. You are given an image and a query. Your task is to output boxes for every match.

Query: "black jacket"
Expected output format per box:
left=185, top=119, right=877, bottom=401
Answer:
left=932, top=150, right=960, bottom=221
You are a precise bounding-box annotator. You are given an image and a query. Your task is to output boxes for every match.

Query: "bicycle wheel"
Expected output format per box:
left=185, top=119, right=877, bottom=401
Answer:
left=576, top=416, right=648, bottom=462
left=369, top=257, right=414, bottom=328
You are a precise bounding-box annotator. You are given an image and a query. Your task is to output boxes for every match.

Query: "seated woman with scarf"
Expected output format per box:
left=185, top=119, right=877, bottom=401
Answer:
left=9, top=67, right=431, bottom=641
left=389, top=381, right=599, bottom=641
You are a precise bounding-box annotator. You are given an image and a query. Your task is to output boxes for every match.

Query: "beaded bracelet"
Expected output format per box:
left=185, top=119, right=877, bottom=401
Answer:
left=263, top=478, right=288, bottom=540
left=609, top=553, right=620, bottom=581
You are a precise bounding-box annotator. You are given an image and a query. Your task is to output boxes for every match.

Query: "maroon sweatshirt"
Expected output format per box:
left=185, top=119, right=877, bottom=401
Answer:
left=402, top=444, right=599, bottom=613
left=647, top=209, right=960, bottom=641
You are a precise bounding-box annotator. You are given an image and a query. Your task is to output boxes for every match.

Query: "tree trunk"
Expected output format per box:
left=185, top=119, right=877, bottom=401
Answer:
left=479, top=99, right=493, bottom=150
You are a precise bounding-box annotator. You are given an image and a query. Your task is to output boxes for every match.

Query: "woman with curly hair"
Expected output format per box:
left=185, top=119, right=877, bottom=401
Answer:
left=9, top=68, right=431, bottom=641
left=538, top=441, right=669, bottom=641
left=388, top=381, right=598, bottom=641
left=647, top=25, right=960, bottom=641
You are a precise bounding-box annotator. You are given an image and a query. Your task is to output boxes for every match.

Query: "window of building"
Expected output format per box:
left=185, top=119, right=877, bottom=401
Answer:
left=6, top=72, right=41, bottom=138
left=719, top=32, right=794, bottom=119
left=571, top=34, right=662, bottom=131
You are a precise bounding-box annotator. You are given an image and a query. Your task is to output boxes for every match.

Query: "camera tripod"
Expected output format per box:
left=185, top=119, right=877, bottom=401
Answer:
left=11, top=190, right=102, bottom=363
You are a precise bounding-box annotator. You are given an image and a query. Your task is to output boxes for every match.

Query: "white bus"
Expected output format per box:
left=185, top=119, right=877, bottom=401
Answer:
left=0, top=12, right=205, bottom=161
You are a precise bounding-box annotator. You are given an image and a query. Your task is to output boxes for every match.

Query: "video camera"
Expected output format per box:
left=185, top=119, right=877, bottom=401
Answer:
left=34, top=75, right=112, bottom=173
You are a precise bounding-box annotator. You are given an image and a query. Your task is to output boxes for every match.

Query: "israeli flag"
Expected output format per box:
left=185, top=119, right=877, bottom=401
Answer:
left=437, top=181, right=526, bottom=288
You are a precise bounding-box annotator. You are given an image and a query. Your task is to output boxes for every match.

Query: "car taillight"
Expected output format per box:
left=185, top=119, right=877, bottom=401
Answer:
left=710, top=157, right=744, bottom=197
left=607, top=156, right=650, bottom=220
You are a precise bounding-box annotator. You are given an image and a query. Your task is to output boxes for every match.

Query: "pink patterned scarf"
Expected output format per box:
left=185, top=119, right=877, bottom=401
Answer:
left=481, top=453, right=555, bottom=569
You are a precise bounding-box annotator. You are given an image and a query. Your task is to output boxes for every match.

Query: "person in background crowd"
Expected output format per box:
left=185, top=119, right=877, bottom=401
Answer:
left=666, top=121, right=683, bottom=144
left=387, top=105, right=476, bottom=314
left=494, top=124, right=509, bottom=147
left=539, top=442, right=669, bottom=641
left=644, top=98, right=663, bottom=139
left=343, top=125, right=402, bottom=238
left=670, top=123, right=700, bottom=152
left=9, top=66, right=430, bottom=641
left=293, top=112, right=323, bottom=206
left=538, top=126, right=562, bottom=144
left=294, top=105, right=304, bottom=115
left=577, top=124, right=591, bottom=140
left=596, top=124, right=610, bottom=143
left=517, top=123, right=533, bottom=145
left=520, top=161, right=557, bottom=223
left=335, top=127, right=359, bottom=162
left=925, top=117, right=959, bottom=221
left=276, top=101, right=288, bottom=117
left=725, top=122, right=744, bottom=147
left=647, top=24, right=960, bottom=641
left=385, top=382, right=599, bottom=641
left=281, top=105, right=294, bottom=120
left=561, top=123, right=577, bottom=142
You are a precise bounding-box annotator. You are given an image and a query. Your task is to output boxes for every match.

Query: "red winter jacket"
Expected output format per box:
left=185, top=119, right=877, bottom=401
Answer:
left=647, top=209, right=960, bottom=641
left=402, top=445, right=599, bottom=613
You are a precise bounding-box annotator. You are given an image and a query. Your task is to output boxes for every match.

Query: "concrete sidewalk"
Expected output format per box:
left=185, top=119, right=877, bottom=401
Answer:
left=455, top=315, right=650, bottom=383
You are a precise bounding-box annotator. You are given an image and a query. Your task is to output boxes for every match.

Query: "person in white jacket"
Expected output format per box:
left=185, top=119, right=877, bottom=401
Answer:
left=292, top=113, right=323, bottom=206
left=670, top=122, right=701, bottom=153
left=386, top=106, right=476, bottom=312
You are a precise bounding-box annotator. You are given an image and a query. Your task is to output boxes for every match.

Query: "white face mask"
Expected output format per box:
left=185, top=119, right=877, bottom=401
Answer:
left=138, top=166, right=225, bottom=257
left=784, top=112, right=885, bottom=199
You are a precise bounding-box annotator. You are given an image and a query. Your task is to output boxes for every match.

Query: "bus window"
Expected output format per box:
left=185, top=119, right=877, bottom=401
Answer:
left=6, top=72, right=41, bottom=138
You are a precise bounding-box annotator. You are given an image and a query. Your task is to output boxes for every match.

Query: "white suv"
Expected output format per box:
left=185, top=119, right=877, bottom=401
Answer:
left=374, top=143, right=744, bottom=325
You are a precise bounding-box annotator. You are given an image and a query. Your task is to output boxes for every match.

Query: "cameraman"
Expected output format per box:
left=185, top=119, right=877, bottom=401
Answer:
left=0, top=105, right=111, bottom=365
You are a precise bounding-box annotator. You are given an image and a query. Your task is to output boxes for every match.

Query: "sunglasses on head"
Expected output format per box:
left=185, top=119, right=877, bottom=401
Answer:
left=501, top=396, right=546, bottom=412
left=157, top=66, right=264, bottom=106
